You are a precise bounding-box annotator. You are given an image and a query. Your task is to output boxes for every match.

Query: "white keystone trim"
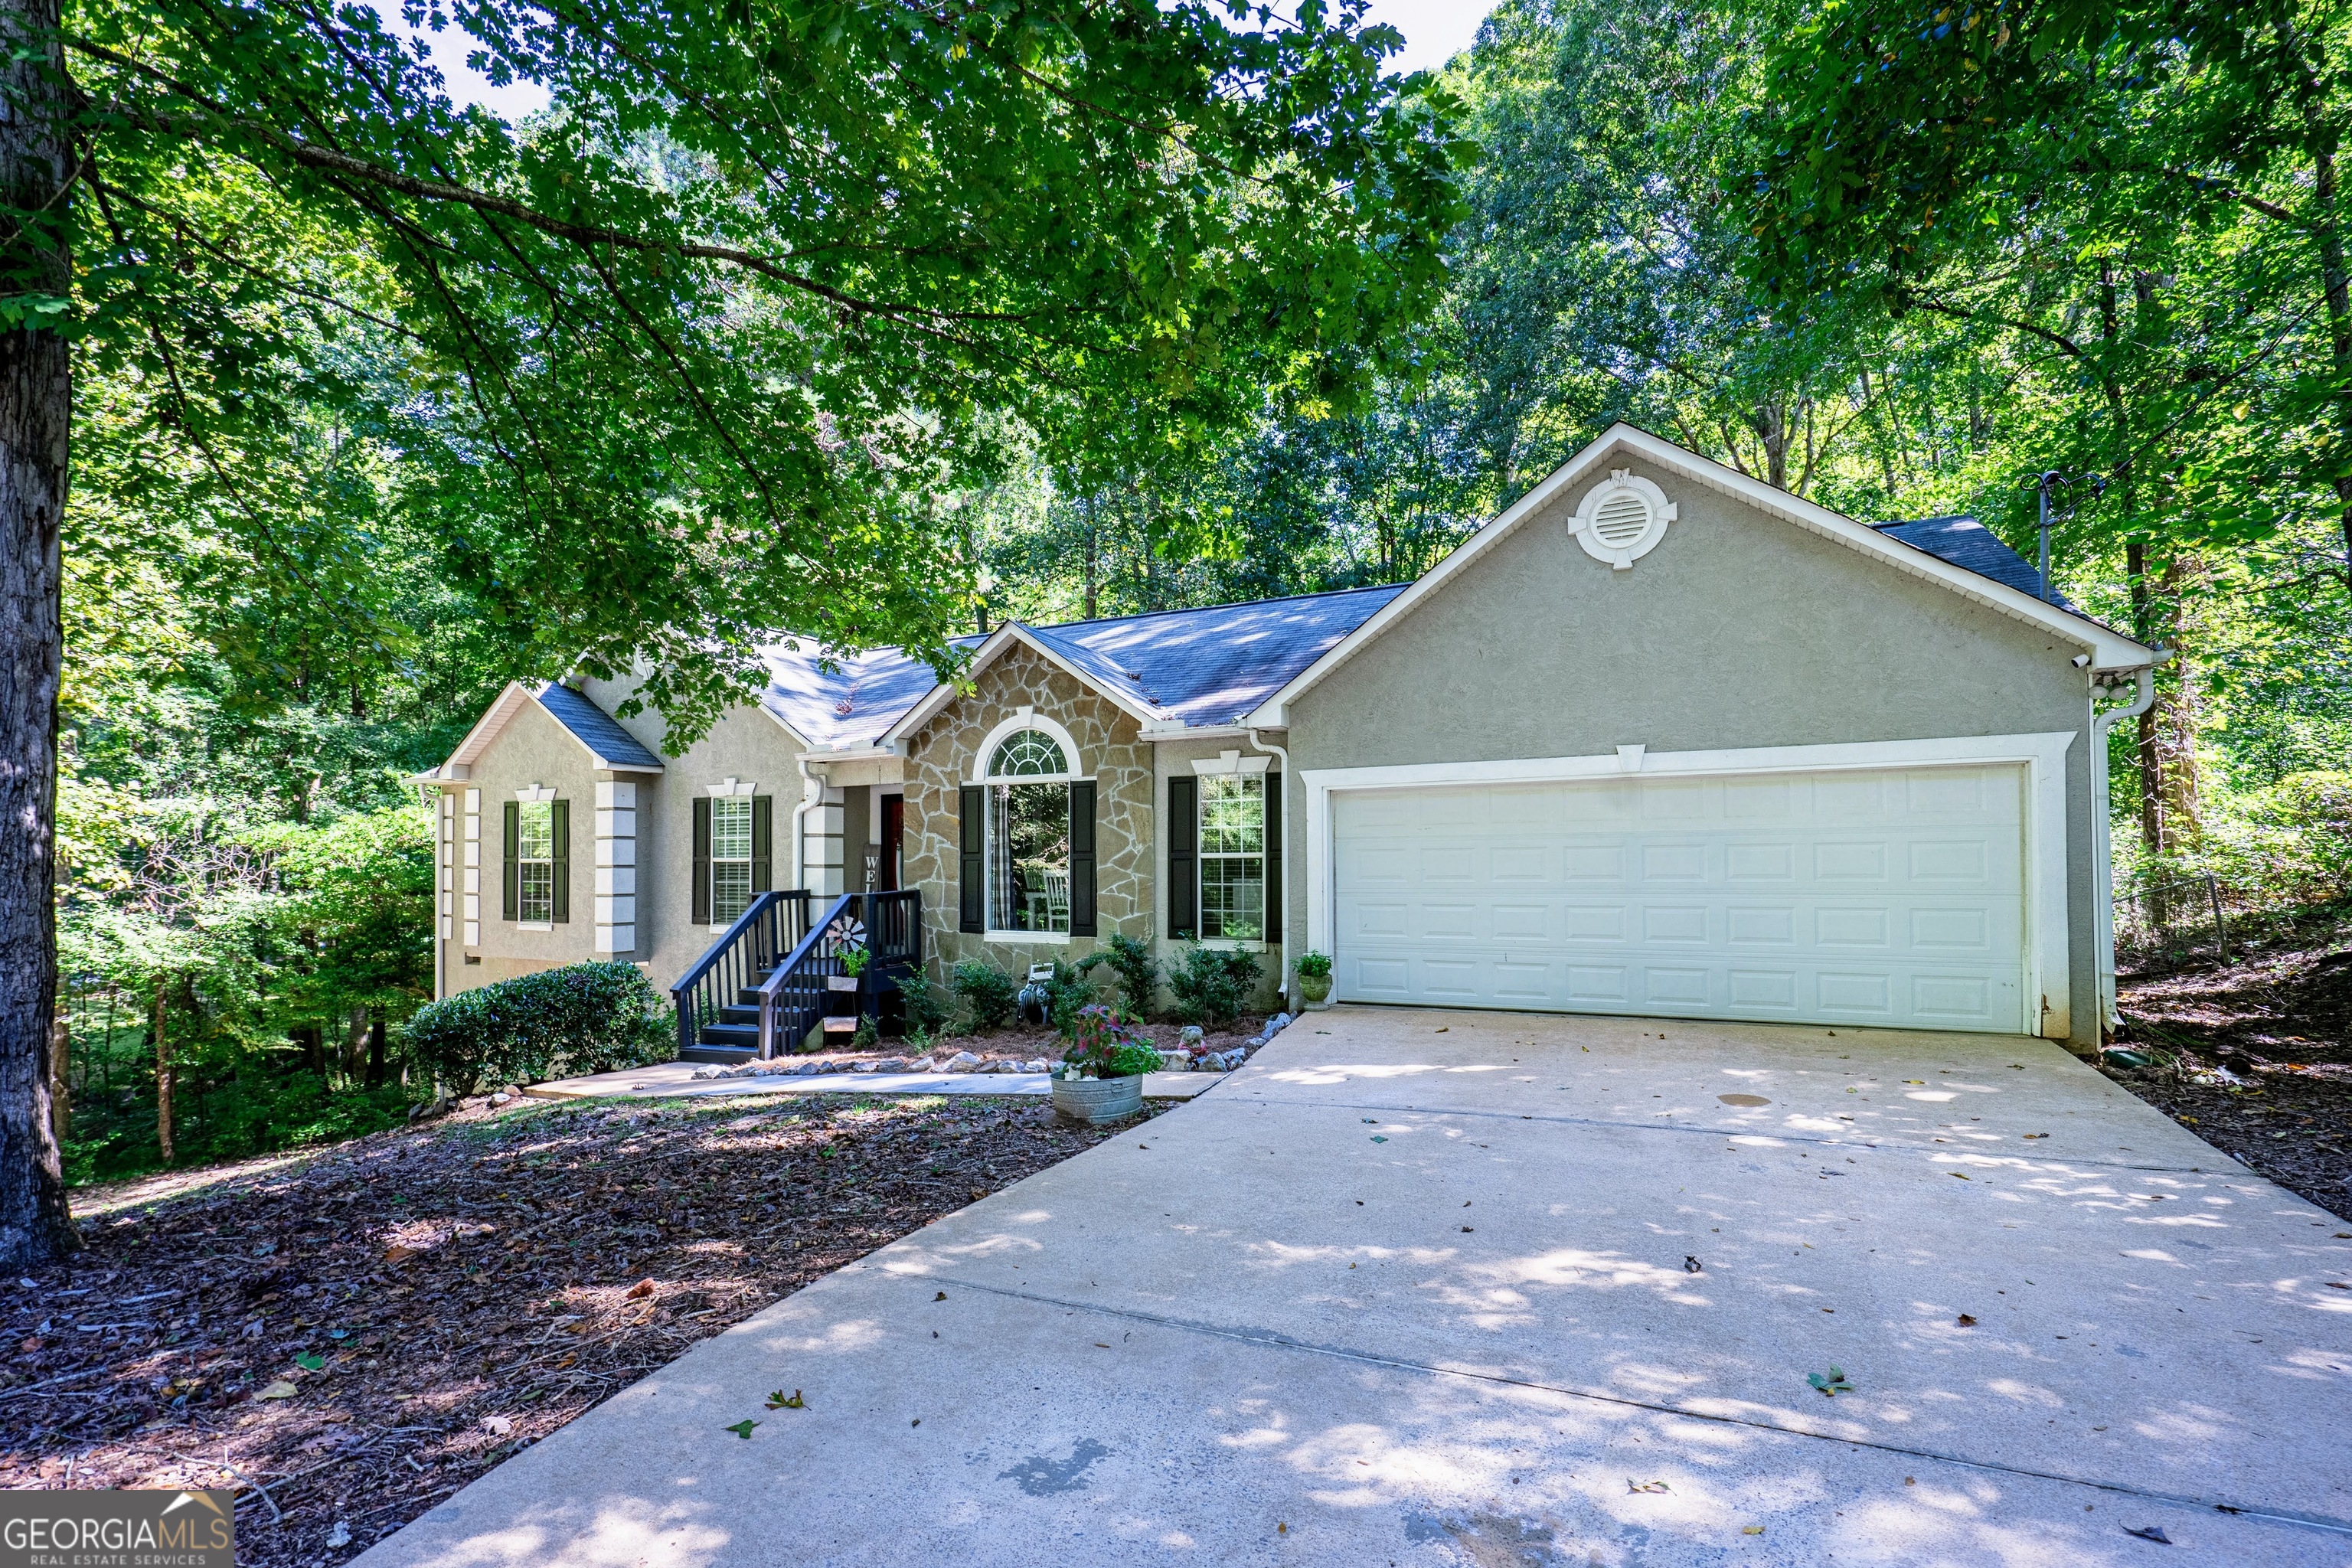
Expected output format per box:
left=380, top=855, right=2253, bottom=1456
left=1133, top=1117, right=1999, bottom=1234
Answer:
left=1299, top=731, right=2077, bottom=1041
left=705, top=776, right=760, bottom=798
left=1246, top=423, right=2155, bottom=727
left=515, top=783, right=557, bottom=804
left=593, top=779, right=637, bottom=954
left=1192, top=749, right=1272, bottom=776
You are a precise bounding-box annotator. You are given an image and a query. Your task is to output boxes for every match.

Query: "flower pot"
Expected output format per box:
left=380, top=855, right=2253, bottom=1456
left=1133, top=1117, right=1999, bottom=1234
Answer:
left=1050, top=1074, right=1144, bottom=1124
left=1294, top=972, right=1333, bottom=1007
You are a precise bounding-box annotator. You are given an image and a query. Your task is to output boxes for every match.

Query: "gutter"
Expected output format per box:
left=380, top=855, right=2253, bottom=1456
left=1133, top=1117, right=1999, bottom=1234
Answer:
left=792, top=753, right=825, bottom=893
left=2090, top=662, right=2161, bottom=1039
left=1246, top=727, right=1294, bottom=1002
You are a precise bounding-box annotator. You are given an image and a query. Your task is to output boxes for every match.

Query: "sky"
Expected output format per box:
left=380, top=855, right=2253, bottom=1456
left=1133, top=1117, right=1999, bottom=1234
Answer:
left=370, top=0, right=1492, bottom=121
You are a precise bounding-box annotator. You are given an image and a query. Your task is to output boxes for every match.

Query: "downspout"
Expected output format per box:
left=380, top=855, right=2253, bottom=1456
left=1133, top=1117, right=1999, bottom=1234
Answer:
left=2090, top=664, right=2160, bottom=1040
left=792, top=753, right=826, bottom=893
left=1246, top=729, right=1293, bottom=1002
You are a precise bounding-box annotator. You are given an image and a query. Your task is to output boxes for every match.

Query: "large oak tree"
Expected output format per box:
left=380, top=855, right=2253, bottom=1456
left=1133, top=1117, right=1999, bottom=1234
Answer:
left=0, top=0, right=1465, bottom=1263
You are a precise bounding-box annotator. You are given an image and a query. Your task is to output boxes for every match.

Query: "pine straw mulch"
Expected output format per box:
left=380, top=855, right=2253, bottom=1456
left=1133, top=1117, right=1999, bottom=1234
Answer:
left=2111, top=915, right=2352, bottom=1223
left=1, top=1089, right=1154, bottom=1565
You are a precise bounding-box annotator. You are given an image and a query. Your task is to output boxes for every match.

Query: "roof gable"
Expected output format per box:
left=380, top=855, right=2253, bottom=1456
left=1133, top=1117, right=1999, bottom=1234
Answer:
left=433, top=681, right=666, bottom=776
left=1246, top=424, right=2155, bottom=726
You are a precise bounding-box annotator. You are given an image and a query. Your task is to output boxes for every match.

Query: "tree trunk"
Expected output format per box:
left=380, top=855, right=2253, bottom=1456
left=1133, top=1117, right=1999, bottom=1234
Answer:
left=365, top=1014, right=387, bottom=1089
left=0, top=0, right=77, bottom=1267
left=153, top=980, right=173, bottom=1167
left=47, top=1017, right=66, bottom=1148
left=343, top=1004, right=368, bottom=1085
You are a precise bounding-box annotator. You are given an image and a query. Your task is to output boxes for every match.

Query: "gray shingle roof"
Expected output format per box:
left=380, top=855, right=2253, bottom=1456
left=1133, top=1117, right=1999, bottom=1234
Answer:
left=534, top=682, right=666, bottom=769
left=757, top=583, right=1409, bottom=745
left=1872, top=514, right=2073, bottom=609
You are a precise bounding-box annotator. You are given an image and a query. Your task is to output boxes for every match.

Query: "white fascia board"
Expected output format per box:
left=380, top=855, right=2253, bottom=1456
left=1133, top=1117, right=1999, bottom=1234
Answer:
left=442, top=681, right=538, bottom=771
left=1246, top=423, right=2155, bottom=726
left=877, top=622, right=1161, bottom=746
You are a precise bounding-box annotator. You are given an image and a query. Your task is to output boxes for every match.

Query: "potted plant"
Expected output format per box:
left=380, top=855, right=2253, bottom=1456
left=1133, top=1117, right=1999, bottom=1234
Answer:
left=1050, top=1004, right=1158, bottom=1123
left=1293, top=950, right=1334, bottom=1007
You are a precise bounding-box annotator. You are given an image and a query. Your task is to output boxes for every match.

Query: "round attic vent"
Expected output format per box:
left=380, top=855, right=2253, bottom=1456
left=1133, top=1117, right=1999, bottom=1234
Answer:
left=1570, top=469, right=1677, bottom=569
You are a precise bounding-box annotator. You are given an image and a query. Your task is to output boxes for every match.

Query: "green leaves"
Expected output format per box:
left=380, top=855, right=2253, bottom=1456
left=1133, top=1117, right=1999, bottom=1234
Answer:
left=723, top=1419, right=758, bottom=1439
left=1806, top=1365, right=1854, bottom=1396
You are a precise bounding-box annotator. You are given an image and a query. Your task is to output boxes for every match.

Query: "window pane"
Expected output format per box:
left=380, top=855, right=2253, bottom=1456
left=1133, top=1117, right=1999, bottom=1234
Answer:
left=710, top=796, right=753, bottom=861
left=1198, top=775, right=1263, bottom=854
left=1200, top=854, right=1263, bottom=941
left=712, top=861, right=752, bottom=925
left=518, top=801, right=554, bottom=860
left=988, top=782, right=1070, bottom=932
left=520, top=861, right=554, bottom=924
left=988, top=729, right=1069, bottom=778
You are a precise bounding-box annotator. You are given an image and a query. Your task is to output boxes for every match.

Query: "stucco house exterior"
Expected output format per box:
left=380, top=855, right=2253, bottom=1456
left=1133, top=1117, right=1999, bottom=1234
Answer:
left=413, top=424, right=2157, bottom=1056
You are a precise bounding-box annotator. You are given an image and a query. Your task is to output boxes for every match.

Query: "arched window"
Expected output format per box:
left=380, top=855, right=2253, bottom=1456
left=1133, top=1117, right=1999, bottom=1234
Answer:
left=982, top=727, right=1076, bottom=933
left=988, top=730, right=1069, bottom=779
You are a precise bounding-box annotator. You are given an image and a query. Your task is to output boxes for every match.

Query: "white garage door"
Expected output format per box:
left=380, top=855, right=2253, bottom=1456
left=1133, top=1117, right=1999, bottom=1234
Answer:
left=1331, top=764, right=2027, bottom=1032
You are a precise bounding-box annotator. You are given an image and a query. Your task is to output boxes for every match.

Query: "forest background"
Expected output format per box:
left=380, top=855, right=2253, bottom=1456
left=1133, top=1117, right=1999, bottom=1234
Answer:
left=60, top=0, right=2352, bottom=1181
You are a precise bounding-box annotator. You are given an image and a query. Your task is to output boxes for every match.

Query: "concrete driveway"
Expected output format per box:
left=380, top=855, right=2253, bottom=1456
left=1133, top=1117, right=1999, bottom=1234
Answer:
left=356, top=1009, right=2352, bottom=1567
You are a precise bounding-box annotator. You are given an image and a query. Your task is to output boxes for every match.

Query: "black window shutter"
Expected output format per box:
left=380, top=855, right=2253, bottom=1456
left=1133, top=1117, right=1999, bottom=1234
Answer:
left=550, top=799, right=570, bottom=923
left=750, top=795, right=773, bottom=892
left=691, top=796, right=712, bottom=926
left=1168, top=774, right=1197, bottom=940
left=959, top=785, right=985, bottom=933
left=501, top=801, right=519, bottom=922
left=1261, top=771, right=1281, bottom=950
left=1069, top=780, right=1097, bottom=936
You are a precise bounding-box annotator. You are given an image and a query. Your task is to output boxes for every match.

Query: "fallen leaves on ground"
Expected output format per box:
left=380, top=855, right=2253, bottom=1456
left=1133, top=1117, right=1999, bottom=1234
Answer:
left=1806, top=1367, right=1854, bottom=1396
left=2, top=1091, right=1138, bottom=1565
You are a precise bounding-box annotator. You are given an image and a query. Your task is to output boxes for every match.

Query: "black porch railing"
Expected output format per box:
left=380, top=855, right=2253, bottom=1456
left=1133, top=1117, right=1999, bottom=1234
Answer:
left=750, top=890, right=923, bottom=1057
left=668, top=890, right=815, bottom=1060
left=669, top=889, right=921, bottom=1059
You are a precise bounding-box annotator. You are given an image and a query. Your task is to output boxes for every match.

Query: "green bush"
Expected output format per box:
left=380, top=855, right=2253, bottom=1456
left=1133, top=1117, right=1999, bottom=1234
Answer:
left=949, top=959, right=1020, bottom=1031
left=1027, top=960, right=1098, bottom=1037
left=1293, top=949, right=1333, bottom=979
left=1076, top=933, right=1160, bottom=1019
left=403, top=960, right=669, bottom=1095
left=896, top=968, right=953, bottom=1036
left=1167, top=943, right=1262, bottom=1028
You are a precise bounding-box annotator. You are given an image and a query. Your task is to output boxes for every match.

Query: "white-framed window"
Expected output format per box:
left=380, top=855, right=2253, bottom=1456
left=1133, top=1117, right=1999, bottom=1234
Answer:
left=1197, top=773, right=1265, bottom=942
left=517, top=801, right=556, bottom=924
left=986, top=728, right=1073, bottom=934
left=710, top=795, right=754, bottom=925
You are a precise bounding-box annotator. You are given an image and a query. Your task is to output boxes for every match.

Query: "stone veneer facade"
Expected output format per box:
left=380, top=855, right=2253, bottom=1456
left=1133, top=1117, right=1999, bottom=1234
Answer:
left=901, top=644, right=1156, bottom=979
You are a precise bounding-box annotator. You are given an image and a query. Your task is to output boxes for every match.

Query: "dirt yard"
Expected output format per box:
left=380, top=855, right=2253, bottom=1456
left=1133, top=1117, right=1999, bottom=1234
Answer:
left=2112, top=915, right=2352, bottom=1221
left=0, top=1091, right=1154, bottom=1564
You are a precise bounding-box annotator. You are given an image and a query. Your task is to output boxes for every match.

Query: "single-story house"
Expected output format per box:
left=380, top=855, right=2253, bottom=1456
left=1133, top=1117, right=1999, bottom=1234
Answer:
left=413, top=424, right=2157, bottom=1057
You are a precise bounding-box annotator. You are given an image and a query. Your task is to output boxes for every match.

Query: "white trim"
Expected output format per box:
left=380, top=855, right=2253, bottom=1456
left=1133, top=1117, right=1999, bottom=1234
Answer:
left=1246, top=424, right=2156, bottom=727
left=880, top=622, right=1162, bottom=746
left=1191, top=749, right=1272, bottom=776
left=593, top=779, right=637, bottom=956
left=515, top=783, right=557, bottom=804
left=518, top=922, right=554, bottom=933
left=972, top=711, right=1085, bottom=784
left=1301, top=731, right=2076, bottom=1040
left=982, top=929, right=1073, bottom=946
left=1570, top=469, right=1677, bottom=569
left=705, top=776, right=760, bottom=798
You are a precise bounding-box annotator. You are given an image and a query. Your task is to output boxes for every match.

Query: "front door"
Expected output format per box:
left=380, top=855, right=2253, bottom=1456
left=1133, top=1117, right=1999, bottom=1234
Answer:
left=880, top=794, right=905, bottom=891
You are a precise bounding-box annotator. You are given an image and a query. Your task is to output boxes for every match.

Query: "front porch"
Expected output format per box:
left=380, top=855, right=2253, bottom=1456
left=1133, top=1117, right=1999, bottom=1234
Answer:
left=669, top=888, right=921, bottom=1064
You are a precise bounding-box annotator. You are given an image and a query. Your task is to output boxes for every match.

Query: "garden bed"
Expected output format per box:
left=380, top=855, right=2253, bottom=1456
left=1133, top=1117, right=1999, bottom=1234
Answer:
left=2111, top=913, right=2352, bottom=1220
left=0, top=1091, right=1152, bottom=1564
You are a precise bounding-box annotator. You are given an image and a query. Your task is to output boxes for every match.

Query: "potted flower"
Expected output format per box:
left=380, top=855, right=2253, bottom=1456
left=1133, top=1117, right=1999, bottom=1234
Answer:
left=1293, top=950, right=1334, bottom=1007
left=1050, top=1004, right=1158, bottom=1123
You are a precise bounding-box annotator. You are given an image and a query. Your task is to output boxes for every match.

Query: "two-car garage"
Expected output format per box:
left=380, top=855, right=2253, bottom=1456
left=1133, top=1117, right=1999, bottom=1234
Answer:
left=1326, top=758, right=2036, bottom=1035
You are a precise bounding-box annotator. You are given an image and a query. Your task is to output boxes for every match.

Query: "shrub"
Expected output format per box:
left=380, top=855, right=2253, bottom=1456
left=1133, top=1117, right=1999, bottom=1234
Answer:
left=1060, top=1003, right=1161, bottom=1078
left=1076, top=934, right=1160, bottom=1019
left=896, top=968, right=953, bottom=1036
left=950, top=959, right=1020, bottom=1031
left=1293, top=949, right=1333, bottom=979
left=403, top=961, right=669, bottom=1096
left=1167, top=943, right=1262, bottom=1028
